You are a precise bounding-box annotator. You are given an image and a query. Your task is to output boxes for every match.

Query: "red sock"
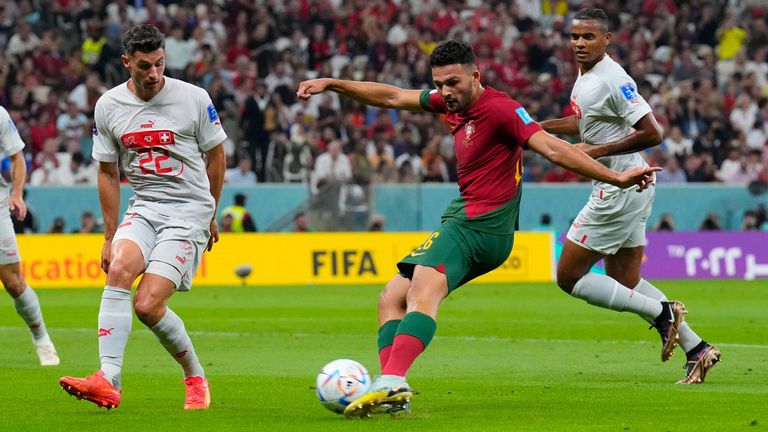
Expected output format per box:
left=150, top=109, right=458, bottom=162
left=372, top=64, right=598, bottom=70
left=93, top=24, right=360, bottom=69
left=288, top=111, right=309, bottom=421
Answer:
left=381, top=334, right=425, bottom=377
left=379, top=345, right=393, bottom=370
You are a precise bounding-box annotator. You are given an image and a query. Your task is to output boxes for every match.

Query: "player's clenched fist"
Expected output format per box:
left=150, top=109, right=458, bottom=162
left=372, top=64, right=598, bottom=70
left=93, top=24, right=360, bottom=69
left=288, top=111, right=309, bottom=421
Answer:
left=296, top=78, right=332, bottom=100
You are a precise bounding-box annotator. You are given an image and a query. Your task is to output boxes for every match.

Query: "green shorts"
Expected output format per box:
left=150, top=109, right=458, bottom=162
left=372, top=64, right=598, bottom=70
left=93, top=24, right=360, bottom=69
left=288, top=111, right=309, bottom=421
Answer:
left=397, top=219, right=514, bottom=292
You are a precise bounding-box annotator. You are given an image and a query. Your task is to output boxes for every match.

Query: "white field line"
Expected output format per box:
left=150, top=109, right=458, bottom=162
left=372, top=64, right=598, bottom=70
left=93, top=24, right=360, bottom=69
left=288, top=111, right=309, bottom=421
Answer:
left=1, top=326, right=766, bottom=349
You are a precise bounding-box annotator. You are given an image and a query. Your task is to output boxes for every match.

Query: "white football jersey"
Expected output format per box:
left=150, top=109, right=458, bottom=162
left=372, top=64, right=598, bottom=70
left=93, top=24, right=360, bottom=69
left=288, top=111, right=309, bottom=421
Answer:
left=92, top=77, right=227, bottom=228
left=570, top=55, right=653, bottom=192
left=0, top=105, right=25, bottom=209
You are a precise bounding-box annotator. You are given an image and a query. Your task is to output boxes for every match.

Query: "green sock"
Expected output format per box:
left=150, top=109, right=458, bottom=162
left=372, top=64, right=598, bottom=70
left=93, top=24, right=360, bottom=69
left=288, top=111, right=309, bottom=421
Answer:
left=395, top=311, right=437, bottom=348
left=377, top=320, right=401, bottom=352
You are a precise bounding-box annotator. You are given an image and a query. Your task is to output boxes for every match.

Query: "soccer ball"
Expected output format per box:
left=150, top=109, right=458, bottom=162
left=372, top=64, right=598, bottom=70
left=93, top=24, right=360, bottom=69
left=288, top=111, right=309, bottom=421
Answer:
left=315, top=359, right=371, bottom=414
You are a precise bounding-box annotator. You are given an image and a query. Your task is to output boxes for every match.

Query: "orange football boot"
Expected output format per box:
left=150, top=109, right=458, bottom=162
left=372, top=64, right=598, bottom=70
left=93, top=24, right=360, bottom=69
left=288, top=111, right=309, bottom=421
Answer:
left=183, top=376, right=210, bottom=410
left=59, top=371, right=122, bottom=409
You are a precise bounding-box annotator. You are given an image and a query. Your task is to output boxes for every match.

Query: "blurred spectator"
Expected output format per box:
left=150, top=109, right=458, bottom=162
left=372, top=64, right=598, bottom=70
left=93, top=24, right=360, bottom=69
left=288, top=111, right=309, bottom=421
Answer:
left=653, top=213, right=676, bottom=231
left=283, top=125, right=312, bottom=183
left=72, top=211, right=101, bottom=233
left=47, top=217, right=65, bottom=233
left=367, top=214, right=385, bottom=231
left=293, top=211, right=311, bottom=232
left=741, top=210, right=760, bottom=230
left=56, top=102, right=89, bottom=152
left=717, top=149, right=753, bottom=184
left=535, top=213, right=553, bottom=231
left=58, top=151, right=96, bottom=185
left=655, top=157, right=687, bottom=183
left=68, top=72, right=106, bottom=115
left=700, top=212, right=723, bottom=231
left=220, top=193, right=257, bottom=233
left=664, top=127, right=693, bottom=158
left=226, top=155, right=257, bottom=184
left=313, top=139, right=352, bottom=191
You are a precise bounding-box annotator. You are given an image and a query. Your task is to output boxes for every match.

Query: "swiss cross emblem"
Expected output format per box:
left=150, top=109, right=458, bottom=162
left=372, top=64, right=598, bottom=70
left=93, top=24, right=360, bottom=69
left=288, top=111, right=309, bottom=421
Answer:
left=160, top=132, right=171, bottom=144
left=463, top=121, right=475, bottom=147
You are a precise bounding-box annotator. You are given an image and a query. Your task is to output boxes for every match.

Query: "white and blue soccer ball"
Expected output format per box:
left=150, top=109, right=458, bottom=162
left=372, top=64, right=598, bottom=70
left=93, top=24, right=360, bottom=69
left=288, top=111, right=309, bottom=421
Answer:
left=316, top=359, right=371, bottom=414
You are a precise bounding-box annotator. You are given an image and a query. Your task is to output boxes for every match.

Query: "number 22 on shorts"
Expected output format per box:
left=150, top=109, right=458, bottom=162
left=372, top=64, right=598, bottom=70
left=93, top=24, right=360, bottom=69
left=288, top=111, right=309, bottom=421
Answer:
left=411, top=232, right=440, bottom=257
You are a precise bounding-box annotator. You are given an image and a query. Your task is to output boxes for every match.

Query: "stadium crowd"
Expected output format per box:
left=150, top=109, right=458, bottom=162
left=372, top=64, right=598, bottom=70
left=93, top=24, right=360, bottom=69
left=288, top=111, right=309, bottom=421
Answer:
left=0, top=0, right=766, bottom=229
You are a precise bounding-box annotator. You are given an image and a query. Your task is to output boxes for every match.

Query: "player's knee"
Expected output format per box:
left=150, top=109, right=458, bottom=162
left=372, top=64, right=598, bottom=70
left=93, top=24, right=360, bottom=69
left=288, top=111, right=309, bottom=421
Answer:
left=556, top=270, right=578, bottom=294
left=0, top=270, right=25, bottom=295
left=107, top=260, right=139, bottom=287
left=133, top=296, right=162, bottom=325
left=378, top=286, right=405, bottom=312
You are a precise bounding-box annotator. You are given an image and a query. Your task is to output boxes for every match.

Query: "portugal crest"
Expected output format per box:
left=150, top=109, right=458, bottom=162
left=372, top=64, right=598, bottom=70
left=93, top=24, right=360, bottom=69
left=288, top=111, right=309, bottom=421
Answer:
left=463, top=121, right=475, bottom=146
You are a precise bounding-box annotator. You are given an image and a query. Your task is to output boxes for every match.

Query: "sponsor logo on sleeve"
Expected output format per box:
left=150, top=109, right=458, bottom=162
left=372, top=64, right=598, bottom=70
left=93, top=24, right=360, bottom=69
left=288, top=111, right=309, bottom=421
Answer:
left=91, top=122, right=98, bottom=136
left=619, top=82, right=640, bottom=103
left=515, top=107, right=534, bottom=125
left=207, top=103, right=220, bottom=125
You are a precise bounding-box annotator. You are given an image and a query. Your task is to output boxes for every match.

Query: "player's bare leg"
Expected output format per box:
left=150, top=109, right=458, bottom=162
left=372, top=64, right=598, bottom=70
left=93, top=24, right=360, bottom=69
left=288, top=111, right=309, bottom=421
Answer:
left=606, top=247, right=721, bottom=381
left=345, top=266, right=446, bottom=418
left=377, top=275, right=410, bottom=368
left=135, top=273, right=208, bottom=409
left=1, top=263, right=59, bottom=366
left=60, top=239, right=144, bottom=409
left=558, top=240, right=685, bottom=362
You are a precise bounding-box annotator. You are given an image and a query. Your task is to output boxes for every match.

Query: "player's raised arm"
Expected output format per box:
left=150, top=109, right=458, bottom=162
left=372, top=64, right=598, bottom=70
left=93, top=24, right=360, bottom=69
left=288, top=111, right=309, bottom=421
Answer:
left=540, top=115, right=580, bottom=136
left=297, top=78, right=425, bottom=112
left=526, top=130, right=660, bottom=190
left=579, top=112, right=663, bottom=159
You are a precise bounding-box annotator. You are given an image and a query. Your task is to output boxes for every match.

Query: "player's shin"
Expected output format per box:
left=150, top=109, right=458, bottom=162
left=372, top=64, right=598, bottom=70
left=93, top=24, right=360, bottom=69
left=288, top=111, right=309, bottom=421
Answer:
left=572, top=273, right=662, bottom=321
left=150, top=308, right=205, bottom=378
left=13, top=285, right=48, bottom=341
left=633, top=279, right=703, bottom=352
left=98, top=286, right=133, bottom=389
left=381, top=312, right=436, bottom=377
left=378, top=320, right=401, bottom=369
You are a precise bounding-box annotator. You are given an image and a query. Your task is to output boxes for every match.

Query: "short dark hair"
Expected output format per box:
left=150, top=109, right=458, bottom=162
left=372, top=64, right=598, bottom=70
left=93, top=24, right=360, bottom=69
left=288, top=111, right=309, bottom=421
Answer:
left=573, top=8, right=611, bottom=32
left=234, top=193, right=247, bottom=206
left=429, top=40, right=476, bottom=67
left=122, top=24, right=165, bottom=55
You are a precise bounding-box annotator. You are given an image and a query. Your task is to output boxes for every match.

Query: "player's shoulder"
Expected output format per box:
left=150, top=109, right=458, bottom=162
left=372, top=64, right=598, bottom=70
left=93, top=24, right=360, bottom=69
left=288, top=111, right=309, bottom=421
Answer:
left=96, top=83, right=129, bottom=109
left=0, top=104, right=10, bottom=119
left=481, top=87, right=522, bottom=109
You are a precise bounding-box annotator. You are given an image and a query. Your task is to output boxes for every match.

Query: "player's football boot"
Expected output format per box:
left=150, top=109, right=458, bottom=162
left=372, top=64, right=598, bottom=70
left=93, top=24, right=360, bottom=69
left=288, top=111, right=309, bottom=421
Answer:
left=59, top=371, right=122, bottom=409
left=344, top=375, right=412, bottom=418
left=183, top=376, right=210, bottom=410
left=652, top=301, right=686, bottom=362
left=677, top=343, right=721, bottom=384
left=34, top=338, right=60, bottom=366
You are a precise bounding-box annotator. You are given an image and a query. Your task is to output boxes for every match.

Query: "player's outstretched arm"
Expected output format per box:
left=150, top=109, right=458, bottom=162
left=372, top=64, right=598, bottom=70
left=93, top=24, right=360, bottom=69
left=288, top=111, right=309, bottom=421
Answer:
left=97, top=161, right=120, bottom=272
left=578, top=113, right=662, bottom=159
left=526, top=130, right=660, bottom=190
left=297, top=78, right=424, bottom=112
left=539, top=116, right=580, bottom=136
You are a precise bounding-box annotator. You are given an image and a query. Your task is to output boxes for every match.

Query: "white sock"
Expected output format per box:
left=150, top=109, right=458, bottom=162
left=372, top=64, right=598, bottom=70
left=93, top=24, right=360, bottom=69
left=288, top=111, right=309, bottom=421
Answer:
left=571, top=273, right=662, bottom=321
left=13, top=286, right=48, bottom=341
left=150, top=308, right=205, bottom=378
left=98, top=286, right=133, bottom=389
left=633, top=279, right=703, bottom=352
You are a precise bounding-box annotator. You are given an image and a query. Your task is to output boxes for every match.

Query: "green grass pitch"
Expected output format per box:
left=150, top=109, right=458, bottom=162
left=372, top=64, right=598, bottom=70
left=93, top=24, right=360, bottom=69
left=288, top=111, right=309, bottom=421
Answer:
left=1, top=281, right=766, bottom=431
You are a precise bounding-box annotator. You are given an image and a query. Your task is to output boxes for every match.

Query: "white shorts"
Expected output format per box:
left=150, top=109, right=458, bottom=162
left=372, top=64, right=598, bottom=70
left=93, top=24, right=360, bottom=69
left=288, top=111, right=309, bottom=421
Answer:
left=567, top=185, right=655, bottom=255
left=113, top=211, right=209, bottom=291
left=0, top=213, right=20, bottom=265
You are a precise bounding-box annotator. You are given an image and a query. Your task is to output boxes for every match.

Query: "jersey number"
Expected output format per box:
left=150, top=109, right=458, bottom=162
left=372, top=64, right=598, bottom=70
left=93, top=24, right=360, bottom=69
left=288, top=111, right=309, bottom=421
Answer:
left=138, top=148, right=173, bottom=174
